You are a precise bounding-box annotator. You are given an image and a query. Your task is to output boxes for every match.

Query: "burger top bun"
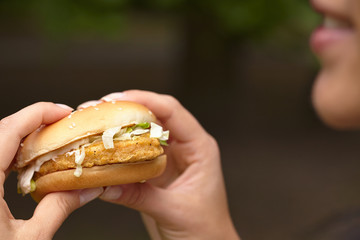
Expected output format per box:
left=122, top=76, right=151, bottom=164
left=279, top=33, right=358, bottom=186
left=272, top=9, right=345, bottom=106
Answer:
left=16, top=101, right=156, bottom=168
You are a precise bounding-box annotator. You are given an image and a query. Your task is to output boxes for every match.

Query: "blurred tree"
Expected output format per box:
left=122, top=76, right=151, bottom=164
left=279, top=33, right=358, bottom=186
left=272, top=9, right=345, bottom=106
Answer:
left=0, top=0, right=319, bottom=122
left=0, top=0, right=317, bottom=42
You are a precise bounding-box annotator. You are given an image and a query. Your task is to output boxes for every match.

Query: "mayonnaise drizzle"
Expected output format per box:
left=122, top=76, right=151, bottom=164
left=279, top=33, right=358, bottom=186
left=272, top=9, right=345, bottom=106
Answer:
left=73, top=147, right=85, bottom=177
left=18, top=138, right=89, bottom=194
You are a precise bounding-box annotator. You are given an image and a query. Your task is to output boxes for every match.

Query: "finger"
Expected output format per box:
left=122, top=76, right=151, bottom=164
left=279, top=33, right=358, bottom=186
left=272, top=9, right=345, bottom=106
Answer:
left=146, top=147, right=181, bottom=187
left=5, top=167, right=12, bottom=180
left=141, top=213, right=162, bottom=240
left=29, top=187, right=103, bottom=238
left=76, top=100, right=103, bottom=110
left=0, top=102, right=73, bottom=174
left=0, top=198, right=14, bottom=220
left=100, top=183, right=172, bottom=221
left=101, top=90, right=207, bottom=143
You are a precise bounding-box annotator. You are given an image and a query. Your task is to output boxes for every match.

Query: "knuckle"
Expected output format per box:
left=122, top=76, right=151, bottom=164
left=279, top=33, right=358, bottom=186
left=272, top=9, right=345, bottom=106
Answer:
left=207, top=134, right=219, bottom=148
left=162, top=94, right=180, bottom=107
left=161, top=95, right=182, bottom=115
left=125, top=184, right=147, bottom=209
left=0, top=116, right=12, bottom=130
left=203, top=133, right=220, bottom=155
left=125, top=89, right=145, bottom=97
left=54, top=195, right=73, bottom=219
left=0, top=115, right=21, bottom=142
left=0, top=116, right=17, bottom=137
left=127, top=89, right=141, bottom=94
left=33, top=101, right=51, bottom=109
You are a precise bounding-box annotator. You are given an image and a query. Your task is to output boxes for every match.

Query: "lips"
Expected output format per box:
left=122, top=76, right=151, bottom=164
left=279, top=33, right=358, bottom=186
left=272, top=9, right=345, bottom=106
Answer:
left=310, top=17, right=353, bottom=54
left=310, top=1, right=354, bottom=56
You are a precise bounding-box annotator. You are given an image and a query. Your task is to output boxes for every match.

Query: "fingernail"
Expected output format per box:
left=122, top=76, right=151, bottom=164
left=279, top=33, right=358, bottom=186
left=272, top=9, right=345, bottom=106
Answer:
left=100, top=186, right=123, bottom=200
left=55, top=103, right=74, bottom=111
left=101, top=92, right=126, bottom=102
left=79, top=187, right=104, bottom=206
left=76, top=100, right=103, bottom=110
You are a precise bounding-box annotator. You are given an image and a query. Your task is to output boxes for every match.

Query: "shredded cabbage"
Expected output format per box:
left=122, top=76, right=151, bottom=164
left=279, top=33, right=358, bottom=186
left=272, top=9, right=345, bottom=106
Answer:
left=102, top=126, right=122, bottom=149
left=160, top=130, right=170, bottom=141
left=18, top=165, right=36, bottom=194
left=131, top=128, right=150, bottom=136
left=150, top=122, right=169, bottom=141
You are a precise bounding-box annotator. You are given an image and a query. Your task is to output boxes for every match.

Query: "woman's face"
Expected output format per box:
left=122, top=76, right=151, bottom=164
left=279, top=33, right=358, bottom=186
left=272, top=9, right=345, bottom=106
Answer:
left=310, top=0, right=360, bottom=129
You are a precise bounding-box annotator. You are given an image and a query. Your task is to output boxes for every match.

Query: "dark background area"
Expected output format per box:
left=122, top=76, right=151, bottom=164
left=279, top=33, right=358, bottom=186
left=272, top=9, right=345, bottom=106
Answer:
left=2, top=1, right=360, bottom=239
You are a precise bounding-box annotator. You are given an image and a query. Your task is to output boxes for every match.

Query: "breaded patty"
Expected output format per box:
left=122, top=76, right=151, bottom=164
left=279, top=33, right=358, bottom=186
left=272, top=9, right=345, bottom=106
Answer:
left=33, top=134, right=163, bottom=180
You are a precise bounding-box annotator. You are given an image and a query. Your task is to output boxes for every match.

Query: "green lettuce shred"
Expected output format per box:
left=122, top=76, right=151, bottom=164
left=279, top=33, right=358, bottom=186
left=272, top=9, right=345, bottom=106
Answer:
left=30, top=179, right=36, bottom=192
left=160, top=140, right=168, bottom=146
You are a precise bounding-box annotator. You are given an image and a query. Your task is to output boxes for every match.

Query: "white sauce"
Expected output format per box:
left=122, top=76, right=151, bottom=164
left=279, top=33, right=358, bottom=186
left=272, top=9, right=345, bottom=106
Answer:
left=18, top=138, right=90, bottom=194
left=74, top=147, right=85, bottom=177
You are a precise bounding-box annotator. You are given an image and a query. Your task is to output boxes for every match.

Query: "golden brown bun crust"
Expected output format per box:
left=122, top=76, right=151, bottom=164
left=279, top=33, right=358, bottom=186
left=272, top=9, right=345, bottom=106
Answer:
left=16, top=101, right=156, bottom=168
left=31, top=155, right=166, bottom=202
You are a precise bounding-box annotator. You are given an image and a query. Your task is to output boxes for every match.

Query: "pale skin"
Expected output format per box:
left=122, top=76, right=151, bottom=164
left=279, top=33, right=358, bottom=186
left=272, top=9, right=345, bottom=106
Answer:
left=78, top=91, right=240, bottom=240
left=92, top=0, right=360, bottom=237
left=310, top=0, right=360, bottom=129
left=0, top=102, right=103, bottom=240
left=3, top=0, right=360, bottom=239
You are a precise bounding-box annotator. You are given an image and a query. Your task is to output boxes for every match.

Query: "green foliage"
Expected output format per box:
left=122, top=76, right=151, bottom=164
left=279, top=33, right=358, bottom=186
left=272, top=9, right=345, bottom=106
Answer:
left=194, top=0, right=319, bottom=40
left=34, top=0, right=126, bottom=37
left=0, top=0, right=318, bottom=40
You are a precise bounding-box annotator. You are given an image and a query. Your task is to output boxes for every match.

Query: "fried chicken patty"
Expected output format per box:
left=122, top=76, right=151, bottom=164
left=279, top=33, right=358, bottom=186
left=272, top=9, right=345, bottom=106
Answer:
left=33, top=134, right=164, bottom=180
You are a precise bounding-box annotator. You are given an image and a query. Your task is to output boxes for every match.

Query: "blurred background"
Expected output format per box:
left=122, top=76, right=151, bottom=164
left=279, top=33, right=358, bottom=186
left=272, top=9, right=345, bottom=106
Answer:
left=2, top=0, right=360, bottom=239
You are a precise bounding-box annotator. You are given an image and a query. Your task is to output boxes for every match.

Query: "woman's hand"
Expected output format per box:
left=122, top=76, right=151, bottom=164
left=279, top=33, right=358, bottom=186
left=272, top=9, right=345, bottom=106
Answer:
left=79, top=90, right=240, bottom=240
left=0, top=102, right=103, bottom=240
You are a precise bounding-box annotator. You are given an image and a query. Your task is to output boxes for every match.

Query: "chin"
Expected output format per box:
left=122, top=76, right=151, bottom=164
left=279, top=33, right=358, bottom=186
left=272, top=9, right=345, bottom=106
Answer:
left=313, top=103, right=359, bottom=130
left=312, top=72, right=360, bottom=130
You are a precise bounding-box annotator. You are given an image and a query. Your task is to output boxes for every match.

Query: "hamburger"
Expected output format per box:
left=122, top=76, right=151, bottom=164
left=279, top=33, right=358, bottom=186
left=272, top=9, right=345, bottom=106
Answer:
left=15, top=101, right=169, bottom=202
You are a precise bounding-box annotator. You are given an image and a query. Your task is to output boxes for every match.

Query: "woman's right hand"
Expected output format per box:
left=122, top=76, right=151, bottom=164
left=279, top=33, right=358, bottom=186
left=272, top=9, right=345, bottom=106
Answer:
left=0, top=102, right=104, bottom=240
left=79, top=90, right=240, bottom=240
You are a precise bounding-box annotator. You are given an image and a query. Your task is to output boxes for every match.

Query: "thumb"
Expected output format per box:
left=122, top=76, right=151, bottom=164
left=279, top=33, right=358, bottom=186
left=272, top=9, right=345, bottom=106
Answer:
left=29, top=187, right=103, bottom=238
left=100, top=183, right=169, bottom=218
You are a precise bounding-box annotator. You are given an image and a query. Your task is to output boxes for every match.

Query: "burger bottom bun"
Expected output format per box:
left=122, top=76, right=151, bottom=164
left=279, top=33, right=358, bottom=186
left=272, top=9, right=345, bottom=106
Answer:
left=31, top=155, right=166, bottom=202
